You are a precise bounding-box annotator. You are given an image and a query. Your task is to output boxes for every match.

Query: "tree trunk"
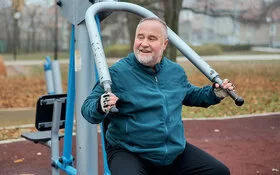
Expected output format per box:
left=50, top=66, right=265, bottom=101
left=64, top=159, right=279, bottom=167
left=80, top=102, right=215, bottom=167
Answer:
left=126, top=14, right=141, bottom=52
left=13, top=14, right=18, bottom=60
left=4, top=10, right=13, bottom=53
left=31, top=17, right=36, bottom=52
left=163, top=0, right=182, bottom=62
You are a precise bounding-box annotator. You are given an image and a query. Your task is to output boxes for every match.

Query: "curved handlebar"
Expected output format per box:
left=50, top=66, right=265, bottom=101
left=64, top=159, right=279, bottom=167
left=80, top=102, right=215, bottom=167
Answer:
left=85, top=2, right=244, bottom=107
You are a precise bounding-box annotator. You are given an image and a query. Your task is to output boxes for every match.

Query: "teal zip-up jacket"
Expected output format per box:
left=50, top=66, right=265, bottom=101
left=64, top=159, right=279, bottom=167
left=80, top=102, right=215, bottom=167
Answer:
left=81, top=53, right=221, bottom=166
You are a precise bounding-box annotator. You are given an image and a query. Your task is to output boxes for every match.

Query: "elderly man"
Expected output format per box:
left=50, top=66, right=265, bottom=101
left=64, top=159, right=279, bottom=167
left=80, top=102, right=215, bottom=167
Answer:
left=82, top=17, right=232, bottom=175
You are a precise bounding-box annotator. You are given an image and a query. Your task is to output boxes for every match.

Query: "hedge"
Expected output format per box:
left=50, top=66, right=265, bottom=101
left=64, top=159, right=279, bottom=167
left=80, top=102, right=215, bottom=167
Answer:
left=104, top=45, right=131, bottom=58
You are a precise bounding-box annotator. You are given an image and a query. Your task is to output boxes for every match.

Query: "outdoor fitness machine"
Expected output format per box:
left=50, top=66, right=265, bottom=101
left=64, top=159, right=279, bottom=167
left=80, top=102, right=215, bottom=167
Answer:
left=22, top=1, right=244, bottom=175
left=85, top=2, right=244, bottom=107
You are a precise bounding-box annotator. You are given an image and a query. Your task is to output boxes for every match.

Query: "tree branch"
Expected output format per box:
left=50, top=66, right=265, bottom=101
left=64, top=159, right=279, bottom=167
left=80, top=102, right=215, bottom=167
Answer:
left=182, top=0, right=280, bottom=25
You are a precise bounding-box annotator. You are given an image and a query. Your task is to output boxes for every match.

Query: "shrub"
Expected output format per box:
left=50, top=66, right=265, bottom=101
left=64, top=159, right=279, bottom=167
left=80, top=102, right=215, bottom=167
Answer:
left=190, top=44, right=223, bottom=56
left=104, top=45, right=131, bottom=58
left=219, top=44, right=251, bottom=52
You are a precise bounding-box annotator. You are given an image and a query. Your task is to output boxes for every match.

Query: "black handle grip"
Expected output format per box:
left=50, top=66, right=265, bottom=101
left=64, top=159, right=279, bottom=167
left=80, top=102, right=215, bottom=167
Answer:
left=226, top=89, right=244, bottom=106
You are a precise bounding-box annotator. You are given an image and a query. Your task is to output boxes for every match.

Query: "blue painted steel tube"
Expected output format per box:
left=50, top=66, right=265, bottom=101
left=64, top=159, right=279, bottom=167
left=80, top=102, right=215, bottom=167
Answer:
left=54, top=159, right=77, bottom=175
left=95, top=15, right=111, bottom=175
left=44, top=56, right=55, bottom=95
left=61, top=24, right=76, bottom=170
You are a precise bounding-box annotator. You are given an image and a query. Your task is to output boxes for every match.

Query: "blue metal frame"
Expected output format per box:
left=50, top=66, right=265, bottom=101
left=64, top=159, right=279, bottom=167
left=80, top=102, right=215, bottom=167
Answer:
left=95, top=14, right=111, bottom=175
left=52, top=14, right=110, bottom=175
left=52, top=24, right=77, bottom=175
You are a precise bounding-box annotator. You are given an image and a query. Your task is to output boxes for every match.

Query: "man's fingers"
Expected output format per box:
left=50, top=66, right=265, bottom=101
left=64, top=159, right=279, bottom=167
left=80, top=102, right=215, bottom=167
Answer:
left=100, top=92, right=119, bottom=113
left=214, top=83, right=220, bottom=88
left=108, top=94, right=119, bottom=104
left=107, top=100, right=116, bottom=106
left=101, top=92, right=111, bottom=113
left=219, top=79, right=235, bottom=90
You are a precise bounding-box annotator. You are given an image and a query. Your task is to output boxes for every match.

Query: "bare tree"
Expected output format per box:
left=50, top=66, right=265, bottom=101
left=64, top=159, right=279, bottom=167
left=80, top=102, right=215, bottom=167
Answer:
left=121, top=0, right=164, bottom=52
left=163, top=0, right=183, bottom=62
left=26, top=7, right=38, bottom=52
left=181, top=0, right=280, bottom=25
left=0, top=2, right=13, bottom=53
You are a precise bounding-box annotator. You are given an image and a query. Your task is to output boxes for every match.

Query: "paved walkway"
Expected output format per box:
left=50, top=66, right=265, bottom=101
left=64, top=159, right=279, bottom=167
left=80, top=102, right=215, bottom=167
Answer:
left=0, top=108, right=35, bottom=127
left=3, top=54, right=280, bottom=66
left=0, top=113, right=280, bottom=175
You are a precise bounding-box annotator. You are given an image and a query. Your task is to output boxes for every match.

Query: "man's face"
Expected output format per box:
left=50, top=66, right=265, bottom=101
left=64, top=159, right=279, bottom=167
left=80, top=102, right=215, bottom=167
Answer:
left=133, top=20, right=168, bottom=67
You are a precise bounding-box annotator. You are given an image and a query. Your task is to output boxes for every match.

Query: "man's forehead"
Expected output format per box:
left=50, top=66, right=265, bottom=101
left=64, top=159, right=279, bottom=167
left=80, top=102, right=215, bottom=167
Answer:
left=136, top=27, right=161, bottom=37
left=139, top=19, right=163, bottom=26
left=137, top=21, right=163, bottom=32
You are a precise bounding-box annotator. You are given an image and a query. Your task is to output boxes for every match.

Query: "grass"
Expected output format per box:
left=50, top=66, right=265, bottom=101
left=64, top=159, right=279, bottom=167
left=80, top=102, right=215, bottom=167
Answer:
left=1, top=50, right=279, bottom=61
left=1, top=52, right=280, bottom=118
left=1, top=52, right=70, bottom=61
left=180, top=60, right=280, bottom=118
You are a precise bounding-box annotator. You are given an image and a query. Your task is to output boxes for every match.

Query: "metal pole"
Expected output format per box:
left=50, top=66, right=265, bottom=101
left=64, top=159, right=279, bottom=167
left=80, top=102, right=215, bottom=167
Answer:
left=75, top=21, right=98, bottom=175
left=62, top=24, right=75, bottom=161
left=54, top=0, right=58, bottom=60
left=51, top=99, right=63, bottom=175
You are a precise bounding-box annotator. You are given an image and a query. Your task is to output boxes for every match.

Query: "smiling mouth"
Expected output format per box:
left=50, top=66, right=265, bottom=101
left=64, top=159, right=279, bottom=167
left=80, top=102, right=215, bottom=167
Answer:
left=139, top=49, right=151, bottom=53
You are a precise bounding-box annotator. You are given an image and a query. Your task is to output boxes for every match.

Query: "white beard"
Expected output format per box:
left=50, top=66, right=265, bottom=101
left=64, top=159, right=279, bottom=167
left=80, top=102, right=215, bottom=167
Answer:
left=135, top=53, right=155, bottom=66
left=134, top=48, right=164, bottom=67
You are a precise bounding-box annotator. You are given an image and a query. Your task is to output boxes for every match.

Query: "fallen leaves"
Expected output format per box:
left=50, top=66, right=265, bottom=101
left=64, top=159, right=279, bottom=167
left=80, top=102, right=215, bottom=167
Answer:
left=272, top=168, right=279, bottom=172
left=1, top=61, right=280, bottom=116
left=0, top=127, right=37, bottom=141
left=0, top=65, right=68, bottom=108
left=14, top=158, right=24, bottom=163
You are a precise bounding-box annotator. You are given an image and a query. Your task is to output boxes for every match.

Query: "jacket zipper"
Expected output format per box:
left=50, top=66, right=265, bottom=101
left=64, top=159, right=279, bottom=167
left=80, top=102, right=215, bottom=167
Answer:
left=154, top=75, right=168, bottom=164
left=154, top=76, right=158, bottom=83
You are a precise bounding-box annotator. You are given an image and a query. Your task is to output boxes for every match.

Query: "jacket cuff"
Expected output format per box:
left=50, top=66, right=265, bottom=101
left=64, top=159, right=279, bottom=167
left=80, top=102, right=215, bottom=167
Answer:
left=211, top=84, right=223, bottom=102
left=96, top=97, right=106, bottom=115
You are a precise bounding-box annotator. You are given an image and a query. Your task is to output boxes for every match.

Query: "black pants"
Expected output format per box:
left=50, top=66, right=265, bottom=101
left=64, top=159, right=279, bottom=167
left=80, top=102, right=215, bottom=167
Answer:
left=106, top=142, right=230, bottom=175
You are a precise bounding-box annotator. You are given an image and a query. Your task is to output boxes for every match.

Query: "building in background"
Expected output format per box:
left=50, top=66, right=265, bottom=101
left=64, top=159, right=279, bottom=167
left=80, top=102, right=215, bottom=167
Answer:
left=179, top=0, right=280, bottom=47
left=0, top=0, right=279, bottom=54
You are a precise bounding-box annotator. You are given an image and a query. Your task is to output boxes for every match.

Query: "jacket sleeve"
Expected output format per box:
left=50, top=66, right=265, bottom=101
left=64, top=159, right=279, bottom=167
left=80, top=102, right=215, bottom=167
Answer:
left=182, top=81, right=221, bottom=107
left=81, top=81, right=106, bottom=124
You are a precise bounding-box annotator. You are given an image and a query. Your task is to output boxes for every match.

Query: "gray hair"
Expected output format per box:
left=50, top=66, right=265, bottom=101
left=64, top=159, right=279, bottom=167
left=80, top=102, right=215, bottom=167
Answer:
left=137, top=17, right=168, bottom=39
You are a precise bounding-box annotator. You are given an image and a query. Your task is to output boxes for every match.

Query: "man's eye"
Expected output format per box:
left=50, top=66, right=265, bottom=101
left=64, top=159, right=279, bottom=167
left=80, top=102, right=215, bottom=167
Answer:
left=137, top=35, right=144, bottom=40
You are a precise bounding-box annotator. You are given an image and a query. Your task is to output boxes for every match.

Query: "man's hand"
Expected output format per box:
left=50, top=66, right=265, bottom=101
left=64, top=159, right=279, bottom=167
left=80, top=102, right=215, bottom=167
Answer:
left=100, top=92, right=119, bottom=114
left=214, top=79, right=235, bottom=99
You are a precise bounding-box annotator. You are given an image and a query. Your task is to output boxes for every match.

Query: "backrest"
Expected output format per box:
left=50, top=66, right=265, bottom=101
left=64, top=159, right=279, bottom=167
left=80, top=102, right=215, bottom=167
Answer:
left=35, top=94, right=67, bottom=131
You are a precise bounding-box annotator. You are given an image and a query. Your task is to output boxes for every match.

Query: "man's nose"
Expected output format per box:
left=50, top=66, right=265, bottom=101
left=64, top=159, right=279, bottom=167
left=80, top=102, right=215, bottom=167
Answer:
left=141, top=39, right=149, bottom=46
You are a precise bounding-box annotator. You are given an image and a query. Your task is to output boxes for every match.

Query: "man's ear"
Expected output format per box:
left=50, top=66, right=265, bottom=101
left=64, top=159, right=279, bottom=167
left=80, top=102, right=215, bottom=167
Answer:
left=163, top=39, right=169, bottom=50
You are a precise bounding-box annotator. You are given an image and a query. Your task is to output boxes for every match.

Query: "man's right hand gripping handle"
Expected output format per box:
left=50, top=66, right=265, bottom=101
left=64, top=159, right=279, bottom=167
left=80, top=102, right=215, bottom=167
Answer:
left=98, top=92, right=119, bottom=114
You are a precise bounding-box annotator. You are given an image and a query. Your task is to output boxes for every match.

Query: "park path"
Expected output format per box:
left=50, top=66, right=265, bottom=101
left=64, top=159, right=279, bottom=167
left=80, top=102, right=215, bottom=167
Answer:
left=0, top=113, right=279, bottom=175
left=3, top=54, right=280, bottom=66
